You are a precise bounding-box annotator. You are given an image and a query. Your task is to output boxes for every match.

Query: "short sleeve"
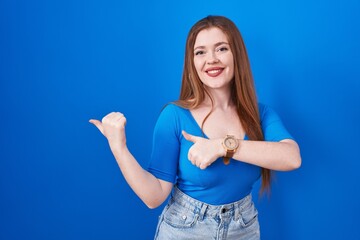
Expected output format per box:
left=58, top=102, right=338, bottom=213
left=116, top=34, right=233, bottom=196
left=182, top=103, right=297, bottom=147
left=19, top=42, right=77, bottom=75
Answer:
left=147, top=104, right=180, bottom=183
left=259, top=103, right=294, bottom=142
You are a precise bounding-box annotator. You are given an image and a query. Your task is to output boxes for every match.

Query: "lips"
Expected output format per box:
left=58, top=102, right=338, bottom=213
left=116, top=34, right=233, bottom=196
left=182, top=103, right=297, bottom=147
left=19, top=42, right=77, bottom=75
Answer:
left=205, top=67, right=224, bottom=77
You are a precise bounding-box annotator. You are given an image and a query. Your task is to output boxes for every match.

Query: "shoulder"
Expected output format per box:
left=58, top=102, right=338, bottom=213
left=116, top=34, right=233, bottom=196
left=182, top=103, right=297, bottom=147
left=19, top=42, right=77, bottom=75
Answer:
left=155, top=103, right=188, bottom=131
left=258, top=102, right=271, bottom=118
left=257, top=102, right=294, bottom=141
left=160, top=102, right=187, bottom=117
left=258, top=103, right=281, bottom=123
left=159, top=102, right=186, bottom=123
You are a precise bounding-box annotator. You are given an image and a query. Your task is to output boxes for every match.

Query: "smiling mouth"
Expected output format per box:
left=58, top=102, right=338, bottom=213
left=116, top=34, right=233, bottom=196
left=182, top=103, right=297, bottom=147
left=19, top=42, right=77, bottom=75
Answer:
left=206, top=68, right=224, bottom=77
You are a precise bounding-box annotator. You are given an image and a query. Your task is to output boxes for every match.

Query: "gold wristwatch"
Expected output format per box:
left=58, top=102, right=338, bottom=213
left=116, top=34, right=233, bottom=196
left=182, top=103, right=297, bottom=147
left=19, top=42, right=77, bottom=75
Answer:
left=222, top=135, right=239, bottom=165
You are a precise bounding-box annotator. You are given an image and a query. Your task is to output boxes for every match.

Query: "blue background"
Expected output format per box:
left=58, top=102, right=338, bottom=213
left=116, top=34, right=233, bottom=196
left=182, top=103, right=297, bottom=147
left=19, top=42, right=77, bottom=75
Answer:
left=1, top=0, right=359, bottom=239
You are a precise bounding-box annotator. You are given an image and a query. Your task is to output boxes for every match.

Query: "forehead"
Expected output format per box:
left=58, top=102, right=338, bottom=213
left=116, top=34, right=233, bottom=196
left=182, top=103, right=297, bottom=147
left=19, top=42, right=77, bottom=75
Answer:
left=194, top=27, right=229, bottom=48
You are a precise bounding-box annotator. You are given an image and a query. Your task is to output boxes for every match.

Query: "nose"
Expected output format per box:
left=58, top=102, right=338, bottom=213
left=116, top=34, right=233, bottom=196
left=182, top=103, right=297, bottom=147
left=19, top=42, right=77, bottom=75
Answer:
left=207, top=52, right=219, bottom=64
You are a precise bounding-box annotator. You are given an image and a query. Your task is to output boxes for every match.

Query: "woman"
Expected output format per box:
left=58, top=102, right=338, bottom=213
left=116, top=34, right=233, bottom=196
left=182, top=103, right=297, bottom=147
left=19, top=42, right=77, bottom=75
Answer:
left=90, top=15, right=301, bottom=239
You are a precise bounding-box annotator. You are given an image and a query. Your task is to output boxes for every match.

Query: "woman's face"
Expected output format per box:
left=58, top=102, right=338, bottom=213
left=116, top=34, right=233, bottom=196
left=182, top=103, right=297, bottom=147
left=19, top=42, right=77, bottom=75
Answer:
left=193, top=27, right=234, bottom=91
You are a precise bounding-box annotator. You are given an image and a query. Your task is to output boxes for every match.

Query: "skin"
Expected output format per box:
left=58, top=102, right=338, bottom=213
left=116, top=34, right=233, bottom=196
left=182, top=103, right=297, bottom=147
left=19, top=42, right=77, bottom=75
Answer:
left=89, top=113, right=172, bottom=209
left=89, top=27, right=301, bottom=209
left=183, top=27, right=301, bottom=171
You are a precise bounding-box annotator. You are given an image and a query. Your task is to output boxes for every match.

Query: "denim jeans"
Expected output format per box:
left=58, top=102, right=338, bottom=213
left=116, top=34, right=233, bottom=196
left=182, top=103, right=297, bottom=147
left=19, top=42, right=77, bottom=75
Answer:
left=154, top=187, right=260, bottom=240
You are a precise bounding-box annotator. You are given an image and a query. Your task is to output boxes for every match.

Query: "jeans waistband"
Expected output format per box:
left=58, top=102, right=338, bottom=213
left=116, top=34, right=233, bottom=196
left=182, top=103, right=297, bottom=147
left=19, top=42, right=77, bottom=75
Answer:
left=170, top=186, right=252, bottom=221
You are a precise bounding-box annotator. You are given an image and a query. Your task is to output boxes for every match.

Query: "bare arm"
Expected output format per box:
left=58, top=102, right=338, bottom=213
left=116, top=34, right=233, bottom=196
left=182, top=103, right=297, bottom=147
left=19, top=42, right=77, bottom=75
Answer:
left=89, top=112, right=173, bottom=209
left=183, top=131, right=301, bottom=171
left=232, top=139, right=301, bottom=171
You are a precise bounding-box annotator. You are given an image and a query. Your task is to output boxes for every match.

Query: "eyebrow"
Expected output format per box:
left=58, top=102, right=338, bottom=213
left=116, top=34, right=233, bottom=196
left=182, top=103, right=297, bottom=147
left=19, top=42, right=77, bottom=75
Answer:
left=194, top=41, right=229, bottom=51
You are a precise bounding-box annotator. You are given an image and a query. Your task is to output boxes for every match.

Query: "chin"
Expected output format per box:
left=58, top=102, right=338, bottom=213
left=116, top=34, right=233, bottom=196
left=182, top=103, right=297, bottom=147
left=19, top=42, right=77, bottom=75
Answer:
left=202, top=80, right=231, bottom=90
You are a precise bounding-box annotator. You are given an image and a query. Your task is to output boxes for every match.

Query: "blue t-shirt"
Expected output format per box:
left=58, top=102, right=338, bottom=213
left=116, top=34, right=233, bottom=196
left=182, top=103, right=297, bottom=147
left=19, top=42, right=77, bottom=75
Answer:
left=147, top=103, right=293, bottom=205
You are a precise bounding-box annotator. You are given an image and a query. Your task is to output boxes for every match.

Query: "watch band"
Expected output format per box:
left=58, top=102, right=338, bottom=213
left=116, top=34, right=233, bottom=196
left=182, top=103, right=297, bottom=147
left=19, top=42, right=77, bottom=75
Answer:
left=222, top=135, right=239, bottom=165
left=223, top=157, right=231, bottom=165
left=223, top=151, right=235, bottom=165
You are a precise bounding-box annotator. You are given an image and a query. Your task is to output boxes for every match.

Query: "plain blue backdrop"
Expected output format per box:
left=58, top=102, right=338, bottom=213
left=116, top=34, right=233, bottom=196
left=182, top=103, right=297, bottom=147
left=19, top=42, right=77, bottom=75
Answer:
left=1, top=0, right=359, bottom=239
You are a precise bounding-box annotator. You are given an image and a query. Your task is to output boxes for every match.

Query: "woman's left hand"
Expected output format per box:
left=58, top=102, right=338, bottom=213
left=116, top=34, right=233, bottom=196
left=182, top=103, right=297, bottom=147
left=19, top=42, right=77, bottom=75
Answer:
left=182, top=130, right=225, bottom=170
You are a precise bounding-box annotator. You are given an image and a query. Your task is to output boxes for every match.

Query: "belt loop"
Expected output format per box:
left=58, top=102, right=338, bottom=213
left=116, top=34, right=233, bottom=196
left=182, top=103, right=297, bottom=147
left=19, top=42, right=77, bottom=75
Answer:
left=234, top=203, right=241, bottom=221
left=199, top=203, right=208, bottom=221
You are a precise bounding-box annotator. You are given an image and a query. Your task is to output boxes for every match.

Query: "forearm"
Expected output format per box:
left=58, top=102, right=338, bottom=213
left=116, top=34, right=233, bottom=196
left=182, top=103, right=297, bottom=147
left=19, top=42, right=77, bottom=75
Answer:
left=233, top=139, right=301, bottom=171
left=109, top=144, right=171, bottom=209
left=89, top=113, right=172, bottom=208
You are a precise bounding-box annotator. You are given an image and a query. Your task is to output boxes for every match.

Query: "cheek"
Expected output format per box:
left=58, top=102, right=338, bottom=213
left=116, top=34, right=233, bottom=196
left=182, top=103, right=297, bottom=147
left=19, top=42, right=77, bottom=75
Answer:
left=223, top=55, right=234, bottom=75
left=229, top=62, right=235, bottom=76
left=193, top=59, right=204, bottom=74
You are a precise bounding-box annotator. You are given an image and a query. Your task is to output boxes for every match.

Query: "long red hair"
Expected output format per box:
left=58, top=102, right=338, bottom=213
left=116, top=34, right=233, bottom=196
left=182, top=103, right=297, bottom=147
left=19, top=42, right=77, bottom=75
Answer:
left=175, top=15, right=271, bottom=192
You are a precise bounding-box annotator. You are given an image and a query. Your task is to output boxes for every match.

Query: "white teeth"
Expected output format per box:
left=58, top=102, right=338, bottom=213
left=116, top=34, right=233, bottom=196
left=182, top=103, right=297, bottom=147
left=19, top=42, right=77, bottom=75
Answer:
left=208, top=69, right=221, bottom=74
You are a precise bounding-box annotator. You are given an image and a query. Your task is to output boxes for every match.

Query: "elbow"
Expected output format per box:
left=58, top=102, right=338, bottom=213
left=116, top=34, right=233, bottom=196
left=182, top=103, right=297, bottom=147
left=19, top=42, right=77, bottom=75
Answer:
left=292, top=144, right=302, bottom=169
left=291, top=155, right=302, bottom=170
left=287, top=152, right=302, bottom=170
left=282, top=140, right=302, bottom=171
left=144, top=199, right=164, bottom=209
left=146, top=203, right=160, bottom=209
left=141, top=182, right=171, bottom=209
left=281, top=157, right=301, bottom=171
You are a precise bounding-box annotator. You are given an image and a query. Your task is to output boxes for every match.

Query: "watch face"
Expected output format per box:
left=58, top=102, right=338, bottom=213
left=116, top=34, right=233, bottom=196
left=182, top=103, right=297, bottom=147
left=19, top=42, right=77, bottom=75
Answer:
left=224, top=136, right=238, bottom=150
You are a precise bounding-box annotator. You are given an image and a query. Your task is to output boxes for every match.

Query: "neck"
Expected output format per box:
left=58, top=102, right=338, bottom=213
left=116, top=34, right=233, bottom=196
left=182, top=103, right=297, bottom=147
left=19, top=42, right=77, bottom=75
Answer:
left=202, top=86, right=234, bottom=110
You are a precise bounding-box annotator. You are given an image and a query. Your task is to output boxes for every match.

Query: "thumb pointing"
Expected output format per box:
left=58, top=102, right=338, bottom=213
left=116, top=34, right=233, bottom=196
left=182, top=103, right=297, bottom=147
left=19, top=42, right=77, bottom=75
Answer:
left=182, top=130, right=197, bottom=143
left=89, top=119, right=104, bottom=135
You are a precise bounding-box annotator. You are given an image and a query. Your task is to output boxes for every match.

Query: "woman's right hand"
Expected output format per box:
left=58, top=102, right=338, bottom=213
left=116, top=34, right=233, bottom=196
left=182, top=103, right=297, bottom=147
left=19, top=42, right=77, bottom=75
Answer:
left=90, top=112, right=173, bottom=208
left=89, top=112, right=127, bottom=150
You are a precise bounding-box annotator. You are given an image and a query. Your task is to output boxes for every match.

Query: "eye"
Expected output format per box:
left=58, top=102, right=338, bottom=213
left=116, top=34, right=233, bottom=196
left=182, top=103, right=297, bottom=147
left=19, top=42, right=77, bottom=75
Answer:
left=217, top=46, right=228, bottom=52
left=195, top=50, right=205, bottom=56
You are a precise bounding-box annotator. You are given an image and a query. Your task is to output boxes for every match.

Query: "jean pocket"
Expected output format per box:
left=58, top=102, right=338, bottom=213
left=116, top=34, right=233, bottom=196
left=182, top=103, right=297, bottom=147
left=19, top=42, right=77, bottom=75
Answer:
left=240, top=202, right=259, bottom=228
left=163, top=203, right=199, bottom=229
